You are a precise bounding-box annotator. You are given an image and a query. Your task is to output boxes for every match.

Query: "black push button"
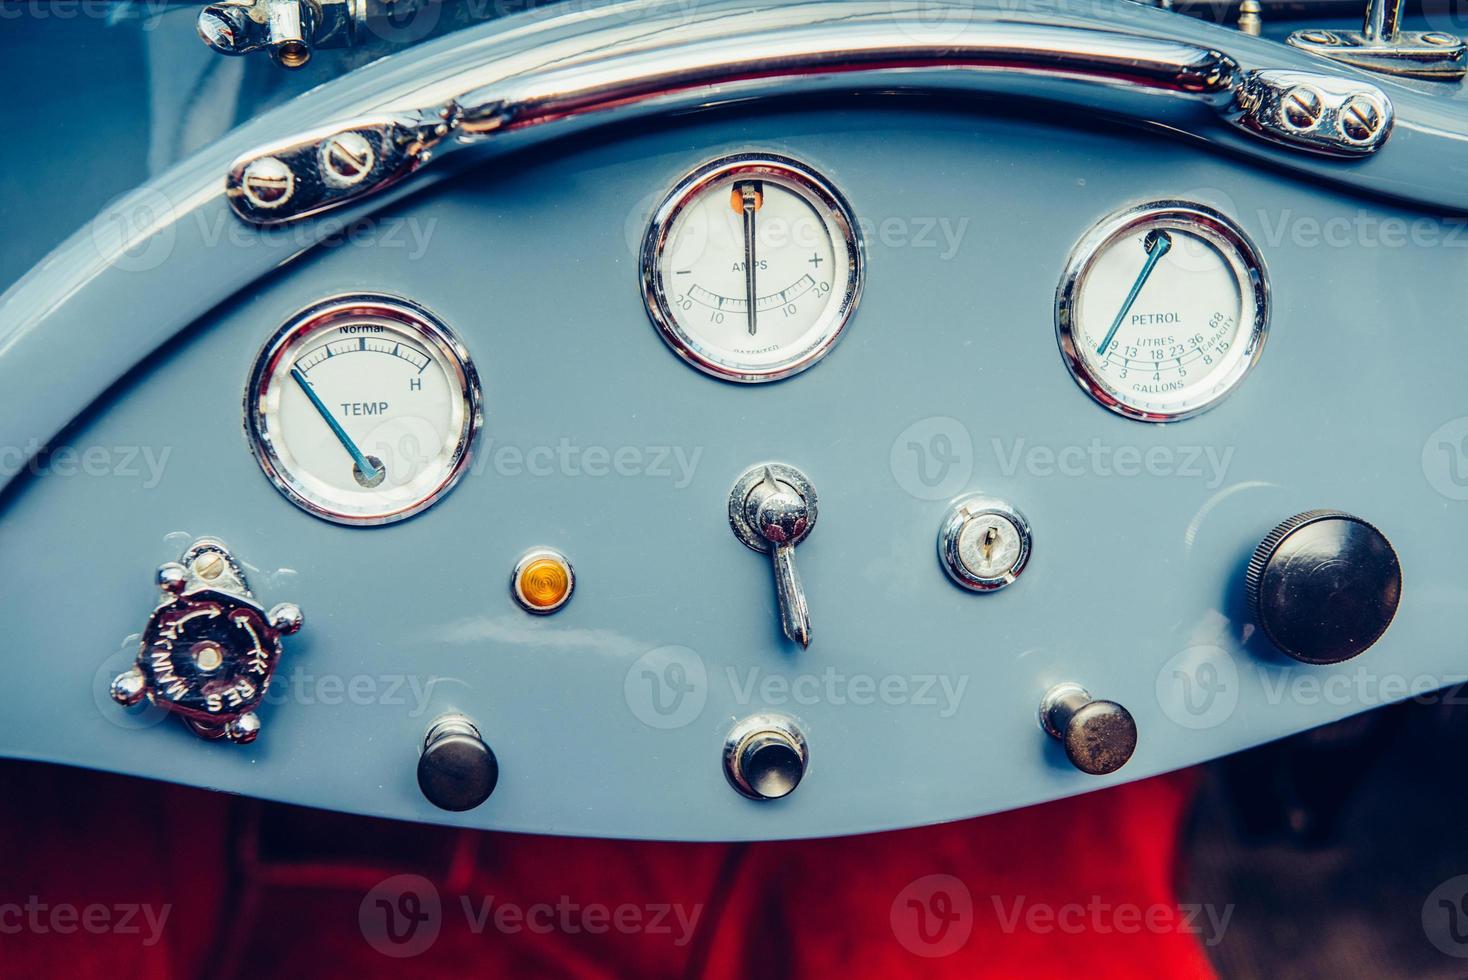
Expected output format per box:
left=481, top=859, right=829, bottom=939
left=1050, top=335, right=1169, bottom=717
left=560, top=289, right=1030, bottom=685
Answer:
left=417, top=715, right=499, bottom=812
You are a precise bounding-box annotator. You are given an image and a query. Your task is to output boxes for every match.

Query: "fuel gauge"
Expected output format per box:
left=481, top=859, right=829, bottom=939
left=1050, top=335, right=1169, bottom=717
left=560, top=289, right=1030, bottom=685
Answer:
left=245, top=295, right=482, bottom=525
left=1056, top=202, right=1269, bottom=421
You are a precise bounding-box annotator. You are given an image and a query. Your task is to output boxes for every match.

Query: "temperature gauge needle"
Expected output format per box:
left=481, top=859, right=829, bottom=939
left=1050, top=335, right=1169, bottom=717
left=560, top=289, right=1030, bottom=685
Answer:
left=290, top=366, right=380, bottom=482
left=740, top=183, right=759, bottom=336
left=1095, top=230, right=1172, bottom=356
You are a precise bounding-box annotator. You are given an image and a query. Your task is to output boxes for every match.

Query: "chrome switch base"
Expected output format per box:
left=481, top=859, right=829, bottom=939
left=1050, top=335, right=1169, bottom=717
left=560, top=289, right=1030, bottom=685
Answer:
left=110, top=538, right=302, bottom=744
left=724, top=714, right=809, bottom=800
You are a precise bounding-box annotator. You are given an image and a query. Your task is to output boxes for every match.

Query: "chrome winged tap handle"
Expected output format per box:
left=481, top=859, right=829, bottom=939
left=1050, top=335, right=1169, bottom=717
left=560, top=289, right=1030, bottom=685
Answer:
left=110, top=538, right=303, bottom=744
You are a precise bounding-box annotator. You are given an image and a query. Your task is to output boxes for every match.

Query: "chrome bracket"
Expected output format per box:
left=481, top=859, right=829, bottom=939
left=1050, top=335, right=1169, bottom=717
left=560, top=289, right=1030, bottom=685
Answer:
left=1286, top=0, right=1467, bottom=81
left=226, top=109, right=457, bottom=224
left=198, top=0, right=366, bottom=69
left=110, top=538, right=303, bottom=744
left=1229, top=69, right=1393, bottom=157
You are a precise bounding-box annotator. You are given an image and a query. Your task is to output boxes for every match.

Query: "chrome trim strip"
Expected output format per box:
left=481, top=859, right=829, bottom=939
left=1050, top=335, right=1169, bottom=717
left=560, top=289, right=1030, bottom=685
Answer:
left=228, top=1, right=1400, bottom=225
left=228, top=1, right=1256, bottom=225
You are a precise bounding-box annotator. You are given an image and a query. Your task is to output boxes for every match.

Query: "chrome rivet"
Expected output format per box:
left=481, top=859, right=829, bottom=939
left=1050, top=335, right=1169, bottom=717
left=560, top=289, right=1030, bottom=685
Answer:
left=723, top=713, right=808, bottom=800
left=157, top=562, right=188, bottom=594
left=240, top=157, right=295, bottom=209
left=1339, top=96, right=1384, bottom=143
left=319, top=132, right=375, bottom=188
left=1280, top=86, right=1323, bottom=131
left=268, top=602, right=304, bottom=635
left=1424, top=32, right=1460, bottom=46
left=110, top=667, right=147, bottom=707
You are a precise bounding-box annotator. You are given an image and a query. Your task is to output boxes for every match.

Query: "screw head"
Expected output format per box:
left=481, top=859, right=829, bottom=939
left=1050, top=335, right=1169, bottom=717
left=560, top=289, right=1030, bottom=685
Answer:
left=1340, top=96, right=1384, bottom=143
left=319, top=132, right=375, bottom=188
left=240, top=157, right=295, bottom=209
left=1424, top=32, right=1460, bottom=45
left=195, top=552, right=224, bottom=581
left=1280, top=86, right=1324, bottom=132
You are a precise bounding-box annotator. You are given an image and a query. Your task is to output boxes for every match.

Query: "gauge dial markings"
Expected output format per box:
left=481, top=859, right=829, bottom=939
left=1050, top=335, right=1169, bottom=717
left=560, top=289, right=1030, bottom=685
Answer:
left=685, top=275, right=817, bottom=313
left=293, top=337, right=432, bottom=374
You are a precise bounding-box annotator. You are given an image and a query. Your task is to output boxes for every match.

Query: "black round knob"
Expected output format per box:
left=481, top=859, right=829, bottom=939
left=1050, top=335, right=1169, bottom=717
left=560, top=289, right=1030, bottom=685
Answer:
left=417, top=716, right=498, bottom=812
left=1245, top=510, right=1401, bottom=665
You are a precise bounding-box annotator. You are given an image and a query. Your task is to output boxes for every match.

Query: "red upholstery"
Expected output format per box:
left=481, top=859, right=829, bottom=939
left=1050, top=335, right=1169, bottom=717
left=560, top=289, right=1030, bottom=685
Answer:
left=0, top=760, right=1210, bottom=979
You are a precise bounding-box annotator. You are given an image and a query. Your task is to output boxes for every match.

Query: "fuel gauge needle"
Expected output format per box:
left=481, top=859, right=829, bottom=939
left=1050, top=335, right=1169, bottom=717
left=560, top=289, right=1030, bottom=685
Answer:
left=740, top=182, right=759, bottom=336
left=1095, top=230, right=1172, bottom=356
left=290, top=366, right=380, bottom=482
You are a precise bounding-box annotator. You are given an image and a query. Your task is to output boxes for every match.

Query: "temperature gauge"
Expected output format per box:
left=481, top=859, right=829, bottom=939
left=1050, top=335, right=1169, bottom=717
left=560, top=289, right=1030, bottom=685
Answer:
left=641, top=154, right=863, bottom=383
left=245, top=295, right=482, bottom=525
left=1056, top=202, right=1269, bottom=421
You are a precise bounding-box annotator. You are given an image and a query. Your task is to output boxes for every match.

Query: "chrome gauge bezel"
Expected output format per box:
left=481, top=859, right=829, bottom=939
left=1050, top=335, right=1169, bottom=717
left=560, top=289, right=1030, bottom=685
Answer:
left=1055, top=201, right=1270, bottom=422
left=244, top=294, right=483, bottom=526
left=640, top=153, right=864, bottom=383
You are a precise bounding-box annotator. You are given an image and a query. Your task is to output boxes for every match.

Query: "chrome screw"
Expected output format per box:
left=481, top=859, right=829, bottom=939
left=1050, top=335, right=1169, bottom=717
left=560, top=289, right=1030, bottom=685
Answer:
left=320, top=132, right=375, bottom=187
left=240, top=157, right=295, bottom=209
left=1340, top=96, right=1384, bottom=142
left=1280, top=86, right=1324, bottom=131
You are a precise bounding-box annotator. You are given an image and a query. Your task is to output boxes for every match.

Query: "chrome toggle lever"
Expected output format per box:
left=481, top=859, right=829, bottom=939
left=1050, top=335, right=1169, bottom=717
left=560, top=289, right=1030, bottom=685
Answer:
left=729, top=463, right=818, bottom=648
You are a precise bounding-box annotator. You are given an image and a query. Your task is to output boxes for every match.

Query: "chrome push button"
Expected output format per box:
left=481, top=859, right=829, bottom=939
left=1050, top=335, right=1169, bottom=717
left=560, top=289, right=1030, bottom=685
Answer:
left=1040, top=683, right=1138, bottom=776
left=723, top=714, right=809, bottom=801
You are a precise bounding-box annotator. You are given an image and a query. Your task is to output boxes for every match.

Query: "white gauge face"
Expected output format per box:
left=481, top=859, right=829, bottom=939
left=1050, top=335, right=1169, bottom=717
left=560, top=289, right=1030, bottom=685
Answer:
left=246, top=296, right=482, bottom=525
left=1058, top=203, right=1269, bottom=421
left=643, top=154, right=863, bottom=383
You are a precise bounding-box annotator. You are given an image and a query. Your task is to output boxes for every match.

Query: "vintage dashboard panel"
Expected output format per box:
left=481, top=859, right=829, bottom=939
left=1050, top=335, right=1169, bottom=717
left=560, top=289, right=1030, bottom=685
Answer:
left=2, top=0, right=1467, bottom=840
